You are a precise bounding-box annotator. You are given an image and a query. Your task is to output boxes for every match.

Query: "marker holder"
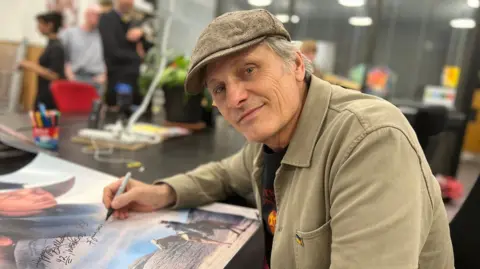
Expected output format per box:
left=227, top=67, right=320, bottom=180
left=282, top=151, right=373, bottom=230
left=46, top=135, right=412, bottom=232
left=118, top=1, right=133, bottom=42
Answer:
left=32, top=127, right=60, bottom=150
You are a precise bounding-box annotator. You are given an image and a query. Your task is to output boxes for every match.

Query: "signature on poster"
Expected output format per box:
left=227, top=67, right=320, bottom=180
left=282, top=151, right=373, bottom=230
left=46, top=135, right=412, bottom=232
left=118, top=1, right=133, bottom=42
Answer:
left=34, top=220, right=105, bottom=268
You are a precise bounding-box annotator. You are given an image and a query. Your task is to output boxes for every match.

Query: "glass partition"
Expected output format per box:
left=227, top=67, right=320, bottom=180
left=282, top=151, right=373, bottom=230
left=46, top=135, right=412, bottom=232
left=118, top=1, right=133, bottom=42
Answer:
left=216, top=0, right=478, bottom=105
left=373, top=0, right=476, bottom=102
left=217, top=0, right=373, bottom=90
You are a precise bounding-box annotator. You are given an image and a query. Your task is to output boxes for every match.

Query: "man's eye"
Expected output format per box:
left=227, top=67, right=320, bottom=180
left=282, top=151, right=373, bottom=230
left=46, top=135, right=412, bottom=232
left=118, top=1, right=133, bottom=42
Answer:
left=246, top=67, right=255, bottom=74
left=213, top=86, right=225, bottom=94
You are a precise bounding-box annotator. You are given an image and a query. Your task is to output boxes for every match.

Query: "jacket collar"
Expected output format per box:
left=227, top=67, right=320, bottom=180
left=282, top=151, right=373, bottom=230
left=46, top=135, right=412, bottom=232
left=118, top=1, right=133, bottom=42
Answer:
left=281, top=75, right=332, bottom=167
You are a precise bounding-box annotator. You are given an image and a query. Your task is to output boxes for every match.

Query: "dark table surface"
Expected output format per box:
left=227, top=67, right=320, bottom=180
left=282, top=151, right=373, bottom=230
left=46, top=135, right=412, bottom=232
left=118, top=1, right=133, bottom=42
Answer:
left=1, top=112, right=264, bottom=269
left=391, top=98, right=466, bottom=129
left=390, top=99, right=467, bottom=177
left=1, top=113, right=247, bottom=181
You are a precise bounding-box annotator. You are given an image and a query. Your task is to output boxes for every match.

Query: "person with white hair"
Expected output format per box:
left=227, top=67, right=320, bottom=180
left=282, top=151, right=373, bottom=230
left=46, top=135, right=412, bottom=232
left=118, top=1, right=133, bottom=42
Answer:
left=102, top=9, right=454, bottom=269
left=59, top=4, right=106, bottom=95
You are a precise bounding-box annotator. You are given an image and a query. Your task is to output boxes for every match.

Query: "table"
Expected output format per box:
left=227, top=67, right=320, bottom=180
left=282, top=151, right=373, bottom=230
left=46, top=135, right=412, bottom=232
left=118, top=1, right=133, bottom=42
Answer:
left=1, top=113, right=246, bottom=180
left=0, top=112, right=264, bottom=269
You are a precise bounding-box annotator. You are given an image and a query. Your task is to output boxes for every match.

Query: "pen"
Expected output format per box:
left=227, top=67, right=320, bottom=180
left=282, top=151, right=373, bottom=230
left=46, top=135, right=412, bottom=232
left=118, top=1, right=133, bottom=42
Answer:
left=50, top=111, right=56, bottom=127
left=35, top=112, right=43, bottom=128
left=38, top=103, right=50, bottom=127
left=105, top=172, right=132, bottom=221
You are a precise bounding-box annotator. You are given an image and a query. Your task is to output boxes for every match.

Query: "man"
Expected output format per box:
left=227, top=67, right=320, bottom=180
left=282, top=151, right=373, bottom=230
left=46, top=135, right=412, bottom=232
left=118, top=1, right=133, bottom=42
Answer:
left=300, top=39, right=325, bottom=78
left=98, top=0, right=144, bottom=109
left=103, top=9, right=454, bottom=269
left=300, top=40, right=317, bottom=63
left=59, top=4, right=106, bottom=95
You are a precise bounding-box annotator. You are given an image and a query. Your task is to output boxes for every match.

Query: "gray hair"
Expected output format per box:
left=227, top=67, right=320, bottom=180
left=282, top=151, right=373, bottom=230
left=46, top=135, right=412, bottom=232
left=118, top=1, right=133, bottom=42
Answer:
left=264, top=36, right=314, bottom=78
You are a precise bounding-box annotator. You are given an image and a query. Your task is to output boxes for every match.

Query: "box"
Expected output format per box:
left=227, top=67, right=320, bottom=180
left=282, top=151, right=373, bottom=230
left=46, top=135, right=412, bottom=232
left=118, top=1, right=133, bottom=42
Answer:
left=32, top=127, right=59, bottom=150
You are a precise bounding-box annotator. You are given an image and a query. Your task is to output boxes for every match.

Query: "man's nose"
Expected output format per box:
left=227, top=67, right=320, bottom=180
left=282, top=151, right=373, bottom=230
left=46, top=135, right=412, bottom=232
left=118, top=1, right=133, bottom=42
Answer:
left=226, top=82, right=248, bottom=108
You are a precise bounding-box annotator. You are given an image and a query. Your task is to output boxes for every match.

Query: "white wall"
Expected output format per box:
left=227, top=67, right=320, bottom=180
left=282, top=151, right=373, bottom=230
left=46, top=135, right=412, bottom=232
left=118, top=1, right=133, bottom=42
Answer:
left=0, top=0, right=47, bottom=45
left=157, top=0, right=216, bottom=57
left=0, top=0, right=96, bottom=47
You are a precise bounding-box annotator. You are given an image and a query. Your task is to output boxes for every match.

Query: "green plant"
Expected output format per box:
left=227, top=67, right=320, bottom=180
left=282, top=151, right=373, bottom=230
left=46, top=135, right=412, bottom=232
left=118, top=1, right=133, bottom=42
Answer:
left=158, top=55, right=189, bottom=88
left=138, top=49, right=212, bottom=110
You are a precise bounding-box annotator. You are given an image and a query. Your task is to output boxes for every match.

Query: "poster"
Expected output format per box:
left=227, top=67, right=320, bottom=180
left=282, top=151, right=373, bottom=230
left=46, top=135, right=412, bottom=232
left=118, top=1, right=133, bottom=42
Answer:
left=422, top=85, right=456, bottom=109
left=0, top=153, right=260, bottom=269
left=349, top=64, right=398, bottom=98
left=442, top=65, right=461, bottom=89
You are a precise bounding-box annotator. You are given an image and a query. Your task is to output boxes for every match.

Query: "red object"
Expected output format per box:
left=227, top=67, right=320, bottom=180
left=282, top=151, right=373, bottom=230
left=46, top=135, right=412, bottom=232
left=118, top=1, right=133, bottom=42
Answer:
left=437, top=175, right=464, bottom=201
left=32, top=127, right=59, bottom=139
left=50, top=80, right=99, bottom=113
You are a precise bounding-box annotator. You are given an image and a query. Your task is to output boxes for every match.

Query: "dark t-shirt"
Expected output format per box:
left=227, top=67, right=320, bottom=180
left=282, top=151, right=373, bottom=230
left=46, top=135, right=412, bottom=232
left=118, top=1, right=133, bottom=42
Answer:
left=36, top=39, right=65, bottom=110
left=262, top=145, right=286, bottom=268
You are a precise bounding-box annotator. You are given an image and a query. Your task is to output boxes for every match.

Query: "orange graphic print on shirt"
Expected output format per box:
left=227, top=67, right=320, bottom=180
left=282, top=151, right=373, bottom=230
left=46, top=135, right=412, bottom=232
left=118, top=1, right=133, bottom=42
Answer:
left=267, top=210, right=277, bottom=234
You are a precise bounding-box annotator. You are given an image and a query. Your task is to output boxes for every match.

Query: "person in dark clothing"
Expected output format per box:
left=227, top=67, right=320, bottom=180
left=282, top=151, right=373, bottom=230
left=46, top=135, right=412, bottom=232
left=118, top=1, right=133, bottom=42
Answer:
left=18, top=11, right=65, bottom=110
left=98, top=0, right=144, bottom=108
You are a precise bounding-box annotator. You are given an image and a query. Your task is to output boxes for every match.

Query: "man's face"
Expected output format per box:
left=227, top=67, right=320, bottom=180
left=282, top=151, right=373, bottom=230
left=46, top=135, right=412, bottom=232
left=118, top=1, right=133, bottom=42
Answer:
left=0, top=188, right=57, bottom=217
left=205, top=43, right=305, bottom=143
left=85, top=9, right=100, bottom=27
left=117, top=0, right=134, bottom=10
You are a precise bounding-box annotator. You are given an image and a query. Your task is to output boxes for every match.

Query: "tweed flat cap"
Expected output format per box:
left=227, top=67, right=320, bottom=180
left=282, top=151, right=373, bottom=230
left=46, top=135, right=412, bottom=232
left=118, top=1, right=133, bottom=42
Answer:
left=185, top=9, right=291, bottom=94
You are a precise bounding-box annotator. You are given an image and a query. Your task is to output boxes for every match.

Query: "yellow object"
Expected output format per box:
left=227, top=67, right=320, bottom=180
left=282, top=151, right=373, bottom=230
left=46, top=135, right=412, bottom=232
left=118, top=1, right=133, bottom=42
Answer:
left=295, top=234, right=304, bottom=246
left=463, top=89, right=480, bottom=153
left=35, top=112, right=43, bottom=128
left=132, top=123, right=168, bottom=134
left=442, top=66, right=461, bottom=88
left=127, top=161, right=142, bottom=168
left=472, top=89, right=480, bottom=109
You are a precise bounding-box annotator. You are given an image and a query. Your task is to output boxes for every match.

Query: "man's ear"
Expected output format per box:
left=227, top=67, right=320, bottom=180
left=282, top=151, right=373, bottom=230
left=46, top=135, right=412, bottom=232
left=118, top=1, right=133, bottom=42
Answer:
left=293, top=51, right=306, bottom=82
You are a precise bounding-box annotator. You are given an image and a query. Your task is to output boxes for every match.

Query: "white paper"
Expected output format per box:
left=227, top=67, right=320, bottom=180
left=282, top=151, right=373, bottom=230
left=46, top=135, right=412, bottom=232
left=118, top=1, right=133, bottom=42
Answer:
left=0, top=153, right=260, bottom=269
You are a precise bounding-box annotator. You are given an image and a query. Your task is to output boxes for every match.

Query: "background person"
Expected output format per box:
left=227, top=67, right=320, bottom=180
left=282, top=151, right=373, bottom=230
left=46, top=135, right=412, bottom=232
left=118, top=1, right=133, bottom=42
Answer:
left=60, top=4, right=106, bottom=96
left=98, top=0, right=143, bottom=109
left=18, top=11, right=65, bottom=110
left=299, top=39, right=317, bottom=62
left=300, top=39, right=325, bottom=78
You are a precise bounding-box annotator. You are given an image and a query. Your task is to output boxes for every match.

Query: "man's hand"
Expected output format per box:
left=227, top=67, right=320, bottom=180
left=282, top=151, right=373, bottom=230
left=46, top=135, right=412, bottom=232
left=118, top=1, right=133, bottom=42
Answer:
left=64, top=63, right=76, bottom=81
left=93, top=73, right=106, bottom=85
left=126, top=27, right=144, bottom=42
left=16, top=60, right=30, bottom=70
left=102, top=178, right=176, bottom=220
left=136, top=43, right=145, bottom=59
left=66, top=73, right=76, bottom=81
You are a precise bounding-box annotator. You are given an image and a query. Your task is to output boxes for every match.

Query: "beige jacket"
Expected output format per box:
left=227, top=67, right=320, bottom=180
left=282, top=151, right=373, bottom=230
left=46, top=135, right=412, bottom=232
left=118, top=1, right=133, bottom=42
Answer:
left=157, top=76, right=454, bottom=269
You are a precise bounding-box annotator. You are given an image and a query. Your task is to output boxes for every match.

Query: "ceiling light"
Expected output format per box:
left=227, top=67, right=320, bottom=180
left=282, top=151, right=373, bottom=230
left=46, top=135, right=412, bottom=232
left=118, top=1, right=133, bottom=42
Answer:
left=276, top=14, right=289, bottom=23
left=468, top=0, right=480, bottom=8
left=291, top=15, right=300, bottom=24
left=450, top=18, right=476, bottom=29
left=339, top=0, right=366, bottom=7
left=348, top=16, right=372, bottom=26
left=248, top=0, right=273, bottom=7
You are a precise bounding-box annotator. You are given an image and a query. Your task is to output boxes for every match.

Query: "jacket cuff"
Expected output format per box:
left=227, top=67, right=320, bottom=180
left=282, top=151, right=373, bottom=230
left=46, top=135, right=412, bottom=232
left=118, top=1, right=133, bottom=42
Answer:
left=153, top=174, right=200, bottom=209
